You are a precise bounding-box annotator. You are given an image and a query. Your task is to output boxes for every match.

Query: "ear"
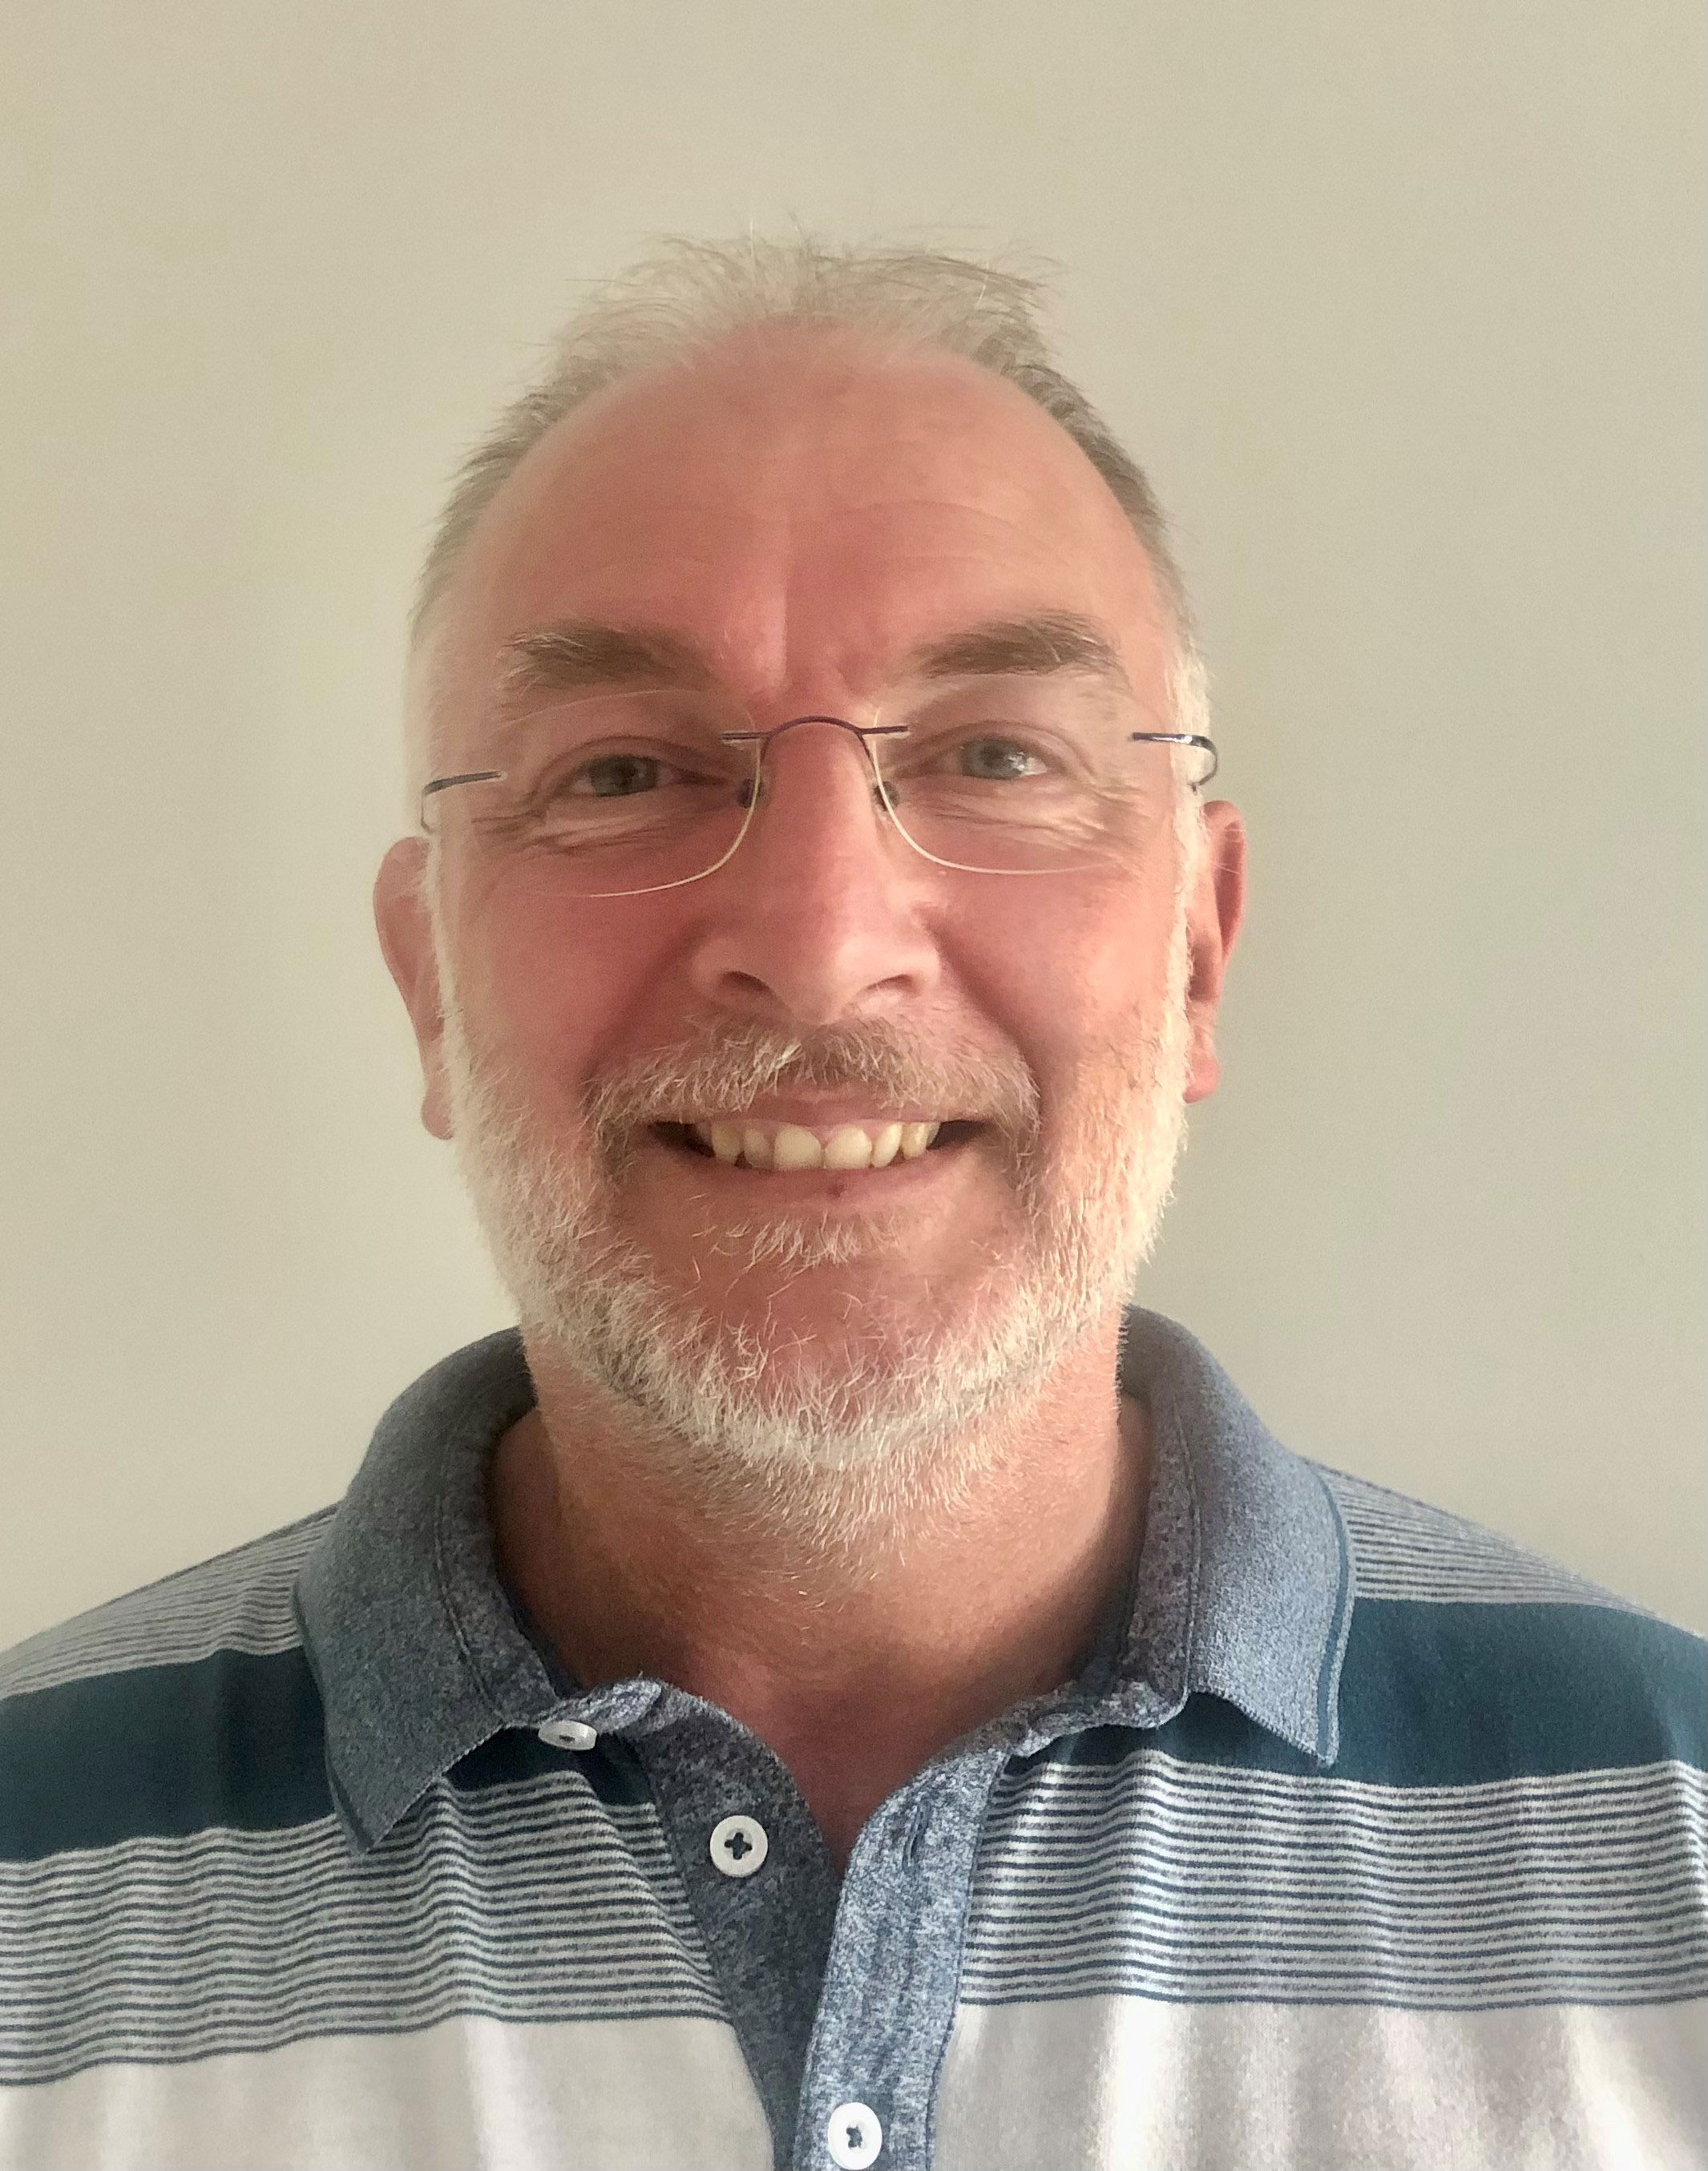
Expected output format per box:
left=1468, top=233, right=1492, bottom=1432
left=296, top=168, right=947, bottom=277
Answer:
left=373, top=838, right=454, bottom=1140
left=1181, top=800, right=1247, bottom=1104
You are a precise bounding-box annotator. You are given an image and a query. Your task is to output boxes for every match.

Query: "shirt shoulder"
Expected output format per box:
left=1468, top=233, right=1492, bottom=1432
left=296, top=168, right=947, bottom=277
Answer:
left=1308, top=1463, right=1706, bottom=1785
left=0, top=1511, right=338, bottom=1864
left=1318, top=1461, right=1660, bottom=1612
left=0, top=1507, right=333, bottom=1699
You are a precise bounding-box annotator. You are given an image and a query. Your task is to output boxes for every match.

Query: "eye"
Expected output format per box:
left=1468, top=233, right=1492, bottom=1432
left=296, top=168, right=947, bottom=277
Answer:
left=567, top=753, right=668, bottom=798
left=954, top=735, right=1050, bottom=781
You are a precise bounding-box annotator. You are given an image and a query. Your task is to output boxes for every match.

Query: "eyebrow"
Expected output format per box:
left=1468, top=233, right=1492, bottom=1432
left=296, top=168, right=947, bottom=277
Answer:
left=491, top=607, right=1131, bottom=721
left=494, top=622, right=717, bottom=723
left=902, top=611, right=1131, bottom=685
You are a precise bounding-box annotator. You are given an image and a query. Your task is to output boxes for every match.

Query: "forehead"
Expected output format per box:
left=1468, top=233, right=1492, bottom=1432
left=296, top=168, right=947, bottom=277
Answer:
left=438, top=328, right=1173, bottom=718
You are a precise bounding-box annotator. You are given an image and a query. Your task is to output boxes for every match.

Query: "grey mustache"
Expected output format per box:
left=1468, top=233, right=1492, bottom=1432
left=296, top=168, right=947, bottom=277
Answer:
left=587, top=1025, right=1038, bottom=1143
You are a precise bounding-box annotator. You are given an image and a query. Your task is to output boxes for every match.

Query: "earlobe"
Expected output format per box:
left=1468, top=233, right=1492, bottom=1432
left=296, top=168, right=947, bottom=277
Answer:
left=373, top=840, right=453, bottom=1141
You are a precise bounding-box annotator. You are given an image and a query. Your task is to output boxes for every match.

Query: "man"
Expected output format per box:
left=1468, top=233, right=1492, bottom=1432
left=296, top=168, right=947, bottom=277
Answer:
left=2, top=238, right=1702, bottom=2171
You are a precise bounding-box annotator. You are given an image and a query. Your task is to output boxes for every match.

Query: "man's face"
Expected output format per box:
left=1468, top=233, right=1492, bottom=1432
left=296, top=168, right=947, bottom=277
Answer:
left=378, top=329, right=1244, bottom=1505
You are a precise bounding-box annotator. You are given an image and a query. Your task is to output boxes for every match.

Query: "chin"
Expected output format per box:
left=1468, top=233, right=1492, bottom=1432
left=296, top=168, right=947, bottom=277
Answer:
left=531, top=1221, right=1079, bottom=1478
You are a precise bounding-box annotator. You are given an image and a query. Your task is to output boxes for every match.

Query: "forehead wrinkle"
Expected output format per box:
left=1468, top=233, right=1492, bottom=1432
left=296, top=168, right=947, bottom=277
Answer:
left=465, top=342, right=1165, bottom=725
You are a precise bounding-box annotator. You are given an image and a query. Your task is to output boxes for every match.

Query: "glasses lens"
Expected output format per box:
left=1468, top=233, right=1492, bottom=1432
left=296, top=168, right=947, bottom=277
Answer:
left=870, top=675, right=1185, bottom=875
left=438, top=691, right=761, bottom=895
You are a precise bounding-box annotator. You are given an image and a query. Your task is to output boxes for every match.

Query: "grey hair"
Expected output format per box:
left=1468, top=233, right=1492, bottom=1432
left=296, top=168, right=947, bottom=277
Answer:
left=406, top=234, right=1213, bottom=812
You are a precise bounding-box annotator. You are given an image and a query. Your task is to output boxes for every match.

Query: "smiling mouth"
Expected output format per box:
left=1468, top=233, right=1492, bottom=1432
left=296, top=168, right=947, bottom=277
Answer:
left=652, top=1118, right=983, bottom=1172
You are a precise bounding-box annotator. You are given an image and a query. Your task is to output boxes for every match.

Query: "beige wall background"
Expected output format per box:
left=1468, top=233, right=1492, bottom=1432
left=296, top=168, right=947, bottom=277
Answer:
left=2, top=2, right=1702, bottom=1645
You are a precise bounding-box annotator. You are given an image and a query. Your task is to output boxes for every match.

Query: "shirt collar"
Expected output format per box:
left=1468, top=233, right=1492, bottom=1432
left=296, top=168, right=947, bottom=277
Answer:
left=297, top=1309, right=1353, bottom=1852
left=1112, top=1307, right=1353, bottom=1762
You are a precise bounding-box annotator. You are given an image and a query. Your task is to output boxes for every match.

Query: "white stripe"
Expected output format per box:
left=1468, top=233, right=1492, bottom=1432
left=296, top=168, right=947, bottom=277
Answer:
left=936, top=1994, right=1708, bottom=2171
left=0, top=2011, right=773, bottom=2171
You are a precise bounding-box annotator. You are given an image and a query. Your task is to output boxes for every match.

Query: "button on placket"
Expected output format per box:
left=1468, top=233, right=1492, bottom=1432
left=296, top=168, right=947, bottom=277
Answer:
left=536, top=1717, right=599, bottom=1752
left=709, top=1812, right=769, bottom=1878
left=826, top=2100, right=882, bottom=2169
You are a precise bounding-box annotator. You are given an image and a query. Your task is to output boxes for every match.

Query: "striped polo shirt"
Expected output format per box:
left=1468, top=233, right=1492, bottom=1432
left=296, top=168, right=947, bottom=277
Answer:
left=2, top=1308, right=1703, bottom=2170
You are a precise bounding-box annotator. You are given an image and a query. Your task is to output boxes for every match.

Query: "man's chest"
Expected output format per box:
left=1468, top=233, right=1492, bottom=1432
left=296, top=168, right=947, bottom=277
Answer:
left=5, top=1746, right=1702, bottom=2171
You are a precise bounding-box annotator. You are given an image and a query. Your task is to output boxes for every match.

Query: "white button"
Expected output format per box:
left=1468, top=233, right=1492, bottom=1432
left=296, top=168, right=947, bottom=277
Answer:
left=536, top=1717, right=598, bottom=1752
left=826, top=2101, right=882, bottom=2169
left=709, top=1813, right=769, bottom=1877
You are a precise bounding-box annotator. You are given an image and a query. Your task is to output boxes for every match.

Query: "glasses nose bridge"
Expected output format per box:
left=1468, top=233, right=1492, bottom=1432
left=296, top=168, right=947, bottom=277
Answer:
left=751, top=711, right=888, bottom=763
left=738, top=711, right=900, bottom=827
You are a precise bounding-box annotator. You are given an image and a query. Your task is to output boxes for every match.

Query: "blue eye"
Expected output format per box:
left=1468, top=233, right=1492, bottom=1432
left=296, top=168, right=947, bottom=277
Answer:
left=955, top=736, right=1048, bottom=781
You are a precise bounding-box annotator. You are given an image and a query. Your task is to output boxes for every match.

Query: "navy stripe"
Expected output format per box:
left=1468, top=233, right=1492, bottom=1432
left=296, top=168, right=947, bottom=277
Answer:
left=447, top=1725, right=654, bottom=1807
left=0, top=1652, right=662, bottom=1862
left=1332, top=1600, right=1706, bottom=1781
left=0, top=1650, right=332, bottom=1860
left=1031, top=1600, right=1706, bottom=1785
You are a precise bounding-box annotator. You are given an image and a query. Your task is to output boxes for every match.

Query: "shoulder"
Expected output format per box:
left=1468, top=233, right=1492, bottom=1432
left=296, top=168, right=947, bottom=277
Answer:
left=1313, top=1462, right=1706, bottom=1783
left=1319, top=1461, right=1656, bottom=1612
left=0, top=1511, right=338, bottom=1863
left=0, top=1507, right=333, bottom=1700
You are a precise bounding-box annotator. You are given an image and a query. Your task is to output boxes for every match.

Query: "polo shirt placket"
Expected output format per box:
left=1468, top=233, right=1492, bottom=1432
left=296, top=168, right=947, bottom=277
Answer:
left=293, top=1309, right=1337, bottom=2171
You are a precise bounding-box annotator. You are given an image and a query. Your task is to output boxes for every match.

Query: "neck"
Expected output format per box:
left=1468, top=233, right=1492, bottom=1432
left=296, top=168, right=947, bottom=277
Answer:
left=489, top=1312, right=1149, bottom=1868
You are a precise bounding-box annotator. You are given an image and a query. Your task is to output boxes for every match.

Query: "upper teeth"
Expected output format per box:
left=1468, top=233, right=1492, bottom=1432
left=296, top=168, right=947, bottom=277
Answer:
left=688, top=1119, right=943, bottom=1171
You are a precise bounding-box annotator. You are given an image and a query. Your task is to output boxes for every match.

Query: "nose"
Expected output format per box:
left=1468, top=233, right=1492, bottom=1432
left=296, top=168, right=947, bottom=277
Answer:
left=682, top=717, right=941, bottom=1028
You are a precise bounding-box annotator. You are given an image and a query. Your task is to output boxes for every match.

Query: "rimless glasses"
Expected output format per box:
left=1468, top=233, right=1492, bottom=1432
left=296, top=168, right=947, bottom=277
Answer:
left=418, top=672, right=1218, bottom=901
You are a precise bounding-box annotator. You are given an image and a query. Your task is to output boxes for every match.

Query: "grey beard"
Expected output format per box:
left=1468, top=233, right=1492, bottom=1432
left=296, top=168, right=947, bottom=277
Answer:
left=434, top=920, right=1193, bottom=1549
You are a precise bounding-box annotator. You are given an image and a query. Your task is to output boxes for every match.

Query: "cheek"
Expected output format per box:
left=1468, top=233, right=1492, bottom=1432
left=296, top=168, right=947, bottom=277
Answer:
left=454, top=868, right=685, bottom=1079
left=950, top=873, right=1171, bottom=1062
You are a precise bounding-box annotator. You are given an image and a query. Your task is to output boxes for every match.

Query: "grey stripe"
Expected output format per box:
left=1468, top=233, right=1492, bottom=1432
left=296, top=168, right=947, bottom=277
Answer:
left=961, top=1753, right=1708, bottom=2009
left=0, top=1513, right=333, bottom=1699
left=0, top=1773, right=726, bottom=2088
left=1319, top=1471, right=1641, bottom=1609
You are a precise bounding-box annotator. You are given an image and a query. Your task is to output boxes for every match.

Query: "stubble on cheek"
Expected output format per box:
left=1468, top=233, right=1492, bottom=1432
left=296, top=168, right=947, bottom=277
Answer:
left=443, top=970, right=1179, bottom=1331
